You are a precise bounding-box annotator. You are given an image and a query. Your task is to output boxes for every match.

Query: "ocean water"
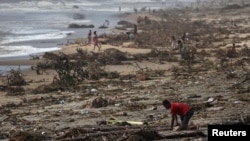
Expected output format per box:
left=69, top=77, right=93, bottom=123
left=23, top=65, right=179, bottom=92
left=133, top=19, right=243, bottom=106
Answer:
left=0, top=0, right=196, bottom=59
left=0, top=0, right=195, bottom=73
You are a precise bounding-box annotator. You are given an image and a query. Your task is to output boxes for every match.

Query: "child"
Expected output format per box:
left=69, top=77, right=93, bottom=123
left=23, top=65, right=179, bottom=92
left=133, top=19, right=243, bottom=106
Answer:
left=162, top=99, right=196, bottom=131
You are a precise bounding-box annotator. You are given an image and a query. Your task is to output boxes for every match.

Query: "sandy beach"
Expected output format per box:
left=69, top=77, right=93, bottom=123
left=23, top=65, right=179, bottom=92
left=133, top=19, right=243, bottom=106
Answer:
left=0, top=1, right=250, bottom=140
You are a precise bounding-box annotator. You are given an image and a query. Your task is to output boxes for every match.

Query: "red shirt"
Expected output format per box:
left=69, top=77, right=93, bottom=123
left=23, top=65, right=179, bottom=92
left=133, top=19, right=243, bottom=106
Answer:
left=170, top=102, right=191, bottom=116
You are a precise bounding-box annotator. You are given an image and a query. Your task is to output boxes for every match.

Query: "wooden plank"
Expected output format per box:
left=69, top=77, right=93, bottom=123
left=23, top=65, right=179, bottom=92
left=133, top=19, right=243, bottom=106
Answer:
left=158, top=130, right=207, bottom=139
left=0, top=115, right=8, bottom=122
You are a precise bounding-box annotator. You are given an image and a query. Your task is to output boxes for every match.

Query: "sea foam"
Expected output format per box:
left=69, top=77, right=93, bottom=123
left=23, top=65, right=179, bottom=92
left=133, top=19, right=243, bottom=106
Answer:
left=0, top=45, right=60, bottom=58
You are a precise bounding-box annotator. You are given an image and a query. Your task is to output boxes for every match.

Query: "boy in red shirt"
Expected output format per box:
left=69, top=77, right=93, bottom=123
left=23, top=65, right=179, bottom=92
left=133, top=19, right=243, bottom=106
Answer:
left=162, top=99, right=194, bottom=130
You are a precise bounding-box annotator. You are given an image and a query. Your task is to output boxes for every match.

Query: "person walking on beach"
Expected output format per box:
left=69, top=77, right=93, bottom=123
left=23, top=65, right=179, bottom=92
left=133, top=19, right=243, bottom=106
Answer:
left=93, top=31, right=101, bottom=51
left=162, top=99, right=196, bottom=131
left=88, top=30, right=92, bottom=44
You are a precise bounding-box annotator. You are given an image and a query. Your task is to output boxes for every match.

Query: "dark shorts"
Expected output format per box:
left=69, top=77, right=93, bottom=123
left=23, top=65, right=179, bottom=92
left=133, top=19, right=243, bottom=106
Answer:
left=180, top=108, right=194, bottom=126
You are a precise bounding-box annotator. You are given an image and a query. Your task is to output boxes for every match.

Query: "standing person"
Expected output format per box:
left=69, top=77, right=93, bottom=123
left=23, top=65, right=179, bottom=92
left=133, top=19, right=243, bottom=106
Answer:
left=134, top=24, right=137, bottom=35
left=134, top=8, right=138, bottom=14
left=227, top=43, right=238, bottom=58
left=181, top=32, right=186, bottom=43
left=105, top=20, right=109, bottom=27
left=88, top=30, right=92, bottom=44
left=177, top=40, right=187, bottom=60
left=119, top=6, right=121, bottom=12
left=93, top=31, right=101, bottom=51
left=171, top=36, right=176, bottom=50
left=162, top=99, right=195, bottom=131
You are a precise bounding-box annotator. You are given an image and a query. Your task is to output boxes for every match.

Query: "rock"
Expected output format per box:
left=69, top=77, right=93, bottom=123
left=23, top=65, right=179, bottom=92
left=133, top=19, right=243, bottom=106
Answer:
left=92, top=97, right=108, bottom=108
left=68, top=23, right=94, bottom=28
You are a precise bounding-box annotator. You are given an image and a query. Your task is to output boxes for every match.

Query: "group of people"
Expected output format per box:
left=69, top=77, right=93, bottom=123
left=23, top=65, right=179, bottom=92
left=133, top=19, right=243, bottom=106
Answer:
left=137, top=15, right=149, bottom=25
left=87, top=30, right=101, bottom=51
left=85, top=32, right=197, bottom=132
left=163, top=32, right=201, bottom=131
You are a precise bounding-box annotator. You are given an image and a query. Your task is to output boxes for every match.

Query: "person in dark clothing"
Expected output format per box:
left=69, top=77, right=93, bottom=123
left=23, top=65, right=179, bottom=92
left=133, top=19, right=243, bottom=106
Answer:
left=227, top=43, right=238, bottom=58
left=181, top=32, right=186, bottom=43
left=134, top=24, right=137, bottom=35
left=177, top=40, right=187, bottom=59
left=88, top=30, right=92, bottom=44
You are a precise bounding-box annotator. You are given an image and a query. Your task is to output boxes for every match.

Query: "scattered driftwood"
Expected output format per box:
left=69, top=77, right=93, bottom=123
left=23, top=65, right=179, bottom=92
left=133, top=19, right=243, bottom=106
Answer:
left=55, top=125, right=205, bottom=141
left=9, top=131, right=49, bottom=141
left=2, top=4, right=250, bottom=141
left=6, top=86, right=25, bottom=96
left=6, top=69, right=26, bottom=86
left=92, top=97, right=108, bottom=108
left=159, top=130, right=206, bottom=139
left=29, top=54, right=40, bottom=60
left=32, top=83, right=64, bottom=94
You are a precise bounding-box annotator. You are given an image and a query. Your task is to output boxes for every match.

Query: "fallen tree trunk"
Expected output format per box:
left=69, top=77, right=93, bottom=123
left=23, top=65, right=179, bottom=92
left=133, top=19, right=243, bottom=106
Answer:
left=158, top=130, right=207, bottom=139
left=56, top=125, right=206, bottom=141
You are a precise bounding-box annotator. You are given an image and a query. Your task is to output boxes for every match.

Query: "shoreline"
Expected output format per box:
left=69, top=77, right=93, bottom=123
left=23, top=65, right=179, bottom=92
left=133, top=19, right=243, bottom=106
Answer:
left=1, top=3, right=250, bottom=74
left=0, top=2, right=188, bottom=68
left=0, top=10, right=152, bottom=69
left=0, top=59, right=41, bottom=66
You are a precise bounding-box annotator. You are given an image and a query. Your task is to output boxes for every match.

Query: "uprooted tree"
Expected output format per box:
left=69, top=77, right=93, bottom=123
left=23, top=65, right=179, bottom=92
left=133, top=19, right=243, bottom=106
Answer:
left=36, top=51, right=118, bottom=91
